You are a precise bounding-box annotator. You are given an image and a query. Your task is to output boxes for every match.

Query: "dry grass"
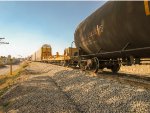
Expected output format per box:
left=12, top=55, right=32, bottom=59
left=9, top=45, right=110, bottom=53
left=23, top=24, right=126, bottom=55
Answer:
left=120, top=65, right=150, bottom=77
left=0, top=61, right=29, bottom=96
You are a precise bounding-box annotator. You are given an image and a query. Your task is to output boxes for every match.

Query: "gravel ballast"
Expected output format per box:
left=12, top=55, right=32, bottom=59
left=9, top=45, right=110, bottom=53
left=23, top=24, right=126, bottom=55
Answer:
left=0, top=62, right=150, bottom=113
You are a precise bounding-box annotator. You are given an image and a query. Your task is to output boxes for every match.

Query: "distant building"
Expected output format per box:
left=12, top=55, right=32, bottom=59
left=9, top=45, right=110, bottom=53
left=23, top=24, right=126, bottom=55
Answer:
left=0, top=56, right=7, bottom=66
left=0, top=55, right=20, bottom=66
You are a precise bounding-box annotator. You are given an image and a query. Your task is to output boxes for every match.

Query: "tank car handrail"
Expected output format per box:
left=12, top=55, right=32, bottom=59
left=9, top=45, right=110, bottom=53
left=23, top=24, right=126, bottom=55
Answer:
left=80, top=46, right=150, bottom=58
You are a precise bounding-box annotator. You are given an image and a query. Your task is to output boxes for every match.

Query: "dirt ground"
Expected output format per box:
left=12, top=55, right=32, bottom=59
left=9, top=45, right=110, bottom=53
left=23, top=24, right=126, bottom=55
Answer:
left=0, top=64, right=21, bottom=76
left=0, top=62, right=150, bottom=113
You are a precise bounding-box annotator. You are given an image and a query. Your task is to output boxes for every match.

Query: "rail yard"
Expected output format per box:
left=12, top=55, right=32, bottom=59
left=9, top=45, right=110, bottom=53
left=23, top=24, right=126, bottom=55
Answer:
left=0, top=1, right=150, bottom=113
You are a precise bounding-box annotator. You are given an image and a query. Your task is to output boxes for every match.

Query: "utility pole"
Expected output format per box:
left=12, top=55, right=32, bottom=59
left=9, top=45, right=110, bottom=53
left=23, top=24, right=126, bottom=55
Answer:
left=10, top=56, right=12, bottom=75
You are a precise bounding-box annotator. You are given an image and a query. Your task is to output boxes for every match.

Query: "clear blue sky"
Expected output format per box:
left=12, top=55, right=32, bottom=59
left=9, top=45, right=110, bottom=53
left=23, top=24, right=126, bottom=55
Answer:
left=0, top=1, right=105, bottom=58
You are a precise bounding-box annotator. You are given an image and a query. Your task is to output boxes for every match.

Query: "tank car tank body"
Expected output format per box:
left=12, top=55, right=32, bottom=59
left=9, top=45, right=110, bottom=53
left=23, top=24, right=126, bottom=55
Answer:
left=74, top=1, right=150, bottom=73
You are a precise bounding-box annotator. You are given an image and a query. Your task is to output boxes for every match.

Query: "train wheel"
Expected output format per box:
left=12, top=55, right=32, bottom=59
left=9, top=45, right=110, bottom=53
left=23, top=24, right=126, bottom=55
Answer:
left=59, top=61, right=63, bottom=66
left=63, top=60, right=69, bottom=67
left=92, top=57, right=99, bottom=73
left=78, top=58, right=86, bottom=71
left=111, top=63, right=120, bottom=73
left=71, top=60, right=78, bottom=68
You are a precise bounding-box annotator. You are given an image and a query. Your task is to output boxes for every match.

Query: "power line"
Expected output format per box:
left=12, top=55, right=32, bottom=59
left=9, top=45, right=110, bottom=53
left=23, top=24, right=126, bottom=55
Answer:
left=0, top=37, right=9, bottom=45
left=0, top=42, right=9, bottom=44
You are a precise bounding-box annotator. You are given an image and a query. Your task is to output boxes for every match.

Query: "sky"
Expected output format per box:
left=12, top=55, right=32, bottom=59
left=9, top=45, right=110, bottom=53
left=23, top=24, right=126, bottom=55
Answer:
left=0, top=1, right=105, bottom=58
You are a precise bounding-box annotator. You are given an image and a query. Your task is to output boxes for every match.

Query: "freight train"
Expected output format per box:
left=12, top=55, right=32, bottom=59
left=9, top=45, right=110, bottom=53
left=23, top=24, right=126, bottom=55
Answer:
left=30, top=44, right=79, bottom=66
left=30, top=1, right=150, bottom=73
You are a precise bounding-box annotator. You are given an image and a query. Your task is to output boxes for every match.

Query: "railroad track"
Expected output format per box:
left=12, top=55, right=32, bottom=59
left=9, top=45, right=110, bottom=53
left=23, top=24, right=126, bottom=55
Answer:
left=94, top=71, right=150, bottom=89
left=64, top=65, right=150, bottom=89
left=38, top=62, right=150, bottom=89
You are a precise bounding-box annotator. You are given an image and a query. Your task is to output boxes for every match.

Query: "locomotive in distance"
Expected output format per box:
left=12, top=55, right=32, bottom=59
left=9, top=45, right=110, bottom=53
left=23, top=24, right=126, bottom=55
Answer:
left=30, top=44, right=79, bottom=67
left=30, top=1, right=150, bottom=73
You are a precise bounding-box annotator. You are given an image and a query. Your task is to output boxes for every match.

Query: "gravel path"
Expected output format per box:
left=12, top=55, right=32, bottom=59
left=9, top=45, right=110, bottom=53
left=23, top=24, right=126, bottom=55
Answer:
left=0, top=62, right=150, bottom=113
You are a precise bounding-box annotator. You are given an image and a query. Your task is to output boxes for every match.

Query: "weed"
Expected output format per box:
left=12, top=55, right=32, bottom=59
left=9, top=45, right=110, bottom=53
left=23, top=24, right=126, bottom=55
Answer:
left=0, top=61, right=29, bottom=97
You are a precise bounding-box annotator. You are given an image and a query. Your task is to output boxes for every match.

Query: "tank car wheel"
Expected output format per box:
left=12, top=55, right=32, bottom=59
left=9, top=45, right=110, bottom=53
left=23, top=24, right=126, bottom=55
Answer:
left=111, top=63, right=120, bottom=73
left=72, top=60, right=78, bottom=68
left=63, top=61, right=69, bottom=67
left=78, top=58, right=86, bottom=71
left=92, top=57, right=99, bottom=73
left=59, top=61, right=64, bottom=66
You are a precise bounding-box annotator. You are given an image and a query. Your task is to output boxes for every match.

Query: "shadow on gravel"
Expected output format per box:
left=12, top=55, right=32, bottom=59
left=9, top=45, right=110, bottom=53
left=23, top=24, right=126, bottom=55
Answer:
left=0, top=69, right=150, bottom=113
left=51, top=69, right=150, bottom=113
left=0, top=75, right=79, bottom=113
left=21, top=69, right=44, bottom=75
